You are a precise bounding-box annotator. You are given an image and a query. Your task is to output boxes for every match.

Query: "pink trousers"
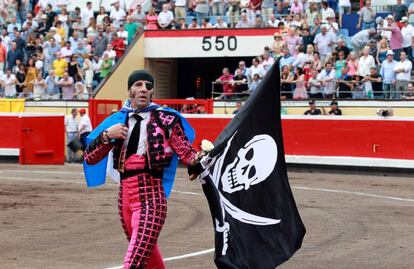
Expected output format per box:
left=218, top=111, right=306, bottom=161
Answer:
left=118, top=173, right=167, bottom=269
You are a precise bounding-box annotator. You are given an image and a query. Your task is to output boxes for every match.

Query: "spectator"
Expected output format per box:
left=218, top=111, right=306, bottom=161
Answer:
left=314, top=24, right=335, bottom=62
left=293, top=45, right=309, bottom=68
left=187, top=18, right=200, bottom=29
left=357, top=0, right=376, bottom=30
left=337, top=67, right=353, bottom=99
left=111, top=33, right=125, bottom=61
left=400, top=17, right=414, bottom=63
left=271, top=32, right=284, bottom=56
left=383, top=15, right=403, bottom=60
left=132, top=5, right=146, bottom=30
left=261, top=51, right=274, bottom=72
left=99, top=52, right=113, bottom=79
left=338, top=0, right=351, bottom=27
left=267, top=14, right=280, bottom=28
left=77, top=108, right=92, bottom=151
left=228, top=0, right=241, bottom=28
left=213, top=16, right=228, bottom=28
left=174, top=0, right=187, bottom=20
left=402, top=82, right=414, bottom=99
left=146, top=7, right=159, bottom=30
left=321, top=1, right=335, bottom=22
left=33, top=72, right=46, bottom=99
left=96, top=7, right=108, bottom=27
left=393, top=51, right=412, bottom=99
left=24, top=58, right=38, bottom=92
left=71, top=17, right=85, bottom=39
left=376, top=37, right=390, bottom=65
left=380, top=50, right=397, bottom=99
left=285, top=27, right=302, bottom=56
left=7, top=42, right=23, bottom=70
left=304, top=100, right=322, bottom=115
left=60, top=41, right=73, bottom=60
left=292, top=67, right=308, bottom=99
left=194, top=0, right=209, bottom=24
left=233, top=101, right=243, bottom=114
left=15, top=63, right=26, bottom=95
left=215, top=67, right=235, bottom=99
left=249, top=73, right=261, bottom=93
left=393, top=0, right=408, bottom=22
left=58, top=71, right=75, bottom=100
left=211, top=0, right=225, bottom=16
left=65, top=108, right=79, bottom=163
left=74, top=74, right=88, bottom=100
left=280, top=47, right=295, bottom=70
left=249, top=57, right=265, bottom=80
left=80, top=2, right=93, bottom=28
left=335, top=51, right=347, bottom=78
left=281, top=65, right=293, bottom=99
left=45, top=69, right=60, bottom=100
left=93, top=29, right=108, bottom=57
left=158, top=4, right=174, bottom=29
left=254, top=14, right=266, bottom=28
left=1, top=69, right=17, bottom=98
left=232, top=68, right=248, bottom=97
left=409, top=1, right=414, bottom=26
left=323, top=100, right=342, bottom=115
left=53, top=52, right=68, bottom=78
left=125, top=16, right=138, bottom=45
left=201, top=18, right=213, bottom=28
left=261, top=0, right=273, bottom=22
left=366, top=66, right=383, bottom=99
left=351, top=74, right=365, bottom=99
left=18, top=86, right=33, bottom=99
left=347, top=51, right=359, bottom=77
left=357, top=47, right=376, bottom=77
left=350, top=28, right=376, bottom=53
left=236, top=12, right=254, bottom=28
left=82, top=53, right=94, bottom=94
left=68, top=54, right=82, bottom=80
left=290, top=0, right=303, bottom=16
left=318, top=61, right=336, bottom=99
left=0, top=37, right=6, bottom=71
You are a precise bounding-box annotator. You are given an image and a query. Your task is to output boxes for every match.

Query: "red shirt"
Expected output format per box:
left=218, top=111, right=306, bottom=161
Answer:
left=0, top=45, right=6, bottom=63
left=111, top=39, right=125, bottom=58
left=219, top=74, right=234, bottom=95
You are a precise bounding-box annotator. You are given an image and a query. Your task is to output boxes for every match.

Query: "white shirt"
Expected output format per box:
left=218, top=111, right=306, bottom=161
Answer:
left=321, top=7, right=335, bottom=21
left=401, top=24, right=414, bottom=48
left=60, top=47, right=73, bottom=59
left=81, top=8, right=94, bottom=28
left=314, top=32, right=335, bottom=56
left=357, top=55, right=375, bottom=76
left=213, top=22, right=228, bottom=28
left=249, top=65, right=266, bottom=78
left=175, top=0, right=186, bottom=6
left=292, top=52, right=310, bottom=68
left=105, top=49, right=116, bottom=60
left=338, top=0, right=351, bottom=7
left=318, top=69, right=336, bottom=94
left=79, top=115, right=93, bottom=134
left=124, top=112, right=151, bottom=155
left=110, top=9, right=126, bottom=23
left=1, top=74, right=17, bottom=96
left=394, top=60, right=412, bottom=81
left=267, top=19, right=280, bottom=28
left=65, top=116, right=78, bottom=132
left=158, top=11, right=174, bottom=26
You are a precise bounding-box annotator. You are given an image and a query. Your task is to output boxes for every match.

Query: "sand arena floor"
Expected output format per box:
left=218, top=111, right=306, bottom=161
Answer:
left=0, top=163, right=413, bottom=269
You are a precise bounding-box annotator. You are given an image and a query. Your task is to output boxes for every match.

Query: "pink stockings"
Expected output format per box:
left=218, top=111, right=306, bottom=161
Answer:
left=118, top=173, right=167, bottom=269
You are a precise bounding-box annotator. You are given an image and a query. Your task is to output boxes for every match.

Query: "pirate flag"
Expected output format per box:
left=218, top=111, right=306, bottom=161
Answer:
left=200, top=60, right=306, bottom=269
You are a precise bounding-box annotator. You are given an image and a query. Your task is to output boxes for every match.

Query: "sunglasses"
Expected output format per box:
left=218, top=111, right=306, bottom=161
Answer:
left=135, top=81, right=153, bottom=90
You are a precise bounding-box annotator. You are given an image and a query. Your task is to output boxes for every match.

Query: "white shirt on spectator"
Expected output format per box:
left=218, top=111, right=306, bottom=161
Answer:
left=250, top=65, right=266, bottom=78
left=53, top=33, right=62, bottom=44
left=158, top=10, right=174, bottom=27
left=317, top=68, right=336, bottom=94
left=65, top=116, right=78, bottom=133
left=339, top=0, right=351, bottom=7
left=35, top=60, right=44, bottom=71
left=357, top=55, right=375, bottom=76
left=105, top=49, right=117, bottom=60
left=81, top=8, right=94, bottom=28
left=110, top=8, right=127, bottom=26
left=314, top=32, right=335, bottom=56
left=39, top=0, right=52, bottom=9
left=175, top=0, right=186, bottom=6
left=79, top=114, right=93, bottom=134
left=321, top=7, right=335, bottom=21
left=60, top=47, right=73, bottom=59
left=394, top=60, right=412, bottom=81
left=292, top=52, right=310, bottom=68
left=401, top=24, right=414, bottom=48
left=262, top=57, right=275, bottom=72
left=117, top=30, right=129, bottom=44
left=214, top=22, right=228, bottom=28
left=267, top=19, right=280, bottom=28
left=1, top=74, right=17, bottom=97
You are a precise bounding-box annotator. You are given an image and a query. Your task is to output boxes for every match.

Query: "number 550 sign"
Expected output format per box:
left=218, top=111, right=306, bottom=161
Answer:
left=201, top=36, right=238, bottom=52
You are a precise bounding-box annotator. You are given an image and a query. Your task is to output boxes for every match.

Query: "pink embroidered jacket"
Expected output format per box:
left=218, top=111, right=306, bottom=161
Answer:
left=84, top=110, right=196, bottom=173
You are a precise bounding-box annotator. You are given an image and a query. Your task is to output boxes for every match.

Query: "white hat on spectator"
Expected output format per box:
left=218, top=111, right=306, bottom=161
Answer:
left=386, top=15, right=394, bottom=20
left=50, top=27, right=57, bottom=31
left=386, top=50, right=395, bottom=56
left=400, top=16, right=408, bottom=22
left=375, top=17, right=383, bottom=24
left=41, top=14, right=47, bottom=19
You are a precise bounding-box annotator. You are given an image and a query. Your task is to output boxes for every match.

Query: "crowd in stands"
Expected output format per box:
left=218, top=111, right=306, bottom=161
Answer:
left=213, top=0, right=414, bottom=100
left=0, top=1, right=142, bottom=100
left=2, top=0, right=414, bottom=101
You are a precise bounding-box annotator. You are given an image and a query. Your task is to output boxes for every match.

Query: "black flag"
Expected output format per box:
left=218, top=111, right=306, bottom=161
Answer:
left=200, top=60, right=306, bottom=269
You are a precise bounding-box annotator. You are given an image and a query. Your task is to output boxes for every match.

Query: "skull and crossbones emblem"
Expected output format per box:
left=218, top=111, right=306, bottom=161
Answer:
left=200, top=132, right=281, bottom=255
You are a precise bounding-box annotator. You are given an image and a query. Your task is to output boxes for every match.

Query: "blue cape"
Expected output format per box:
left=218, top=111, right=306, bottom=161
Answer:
left=82, top=104, right=195, bottom=199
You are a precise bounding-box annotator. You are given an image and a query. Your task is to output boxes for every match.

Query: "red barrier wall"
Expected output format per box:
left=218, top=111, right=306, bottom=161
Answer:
left=187, top=116, right=414, bottom=160
left=0, top=114, right=65, bottom=164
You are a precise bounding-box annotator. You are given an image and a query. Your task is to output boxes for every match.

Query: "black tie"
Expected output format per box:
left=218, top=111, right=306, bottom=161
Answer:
left=126, top=114, right=143, bottom=159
